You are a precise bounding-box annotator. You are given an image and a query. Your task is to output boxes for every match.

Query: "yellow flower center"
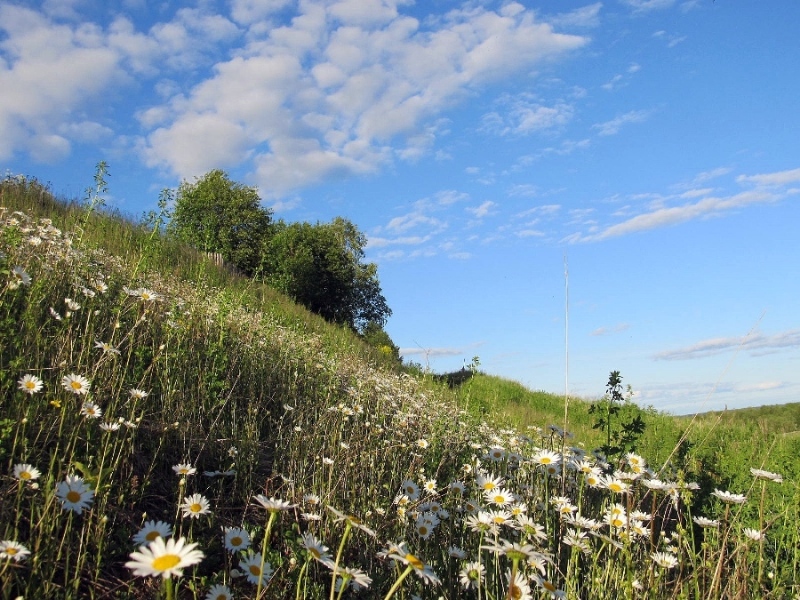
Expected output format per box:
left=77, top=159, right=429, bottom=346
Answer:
left=70, top=381, right=83, bottom=390
left=609, top=483, right=623, bottom=492
left=152, top=554, right=181, bottom=572
left=146, top=531, right=161, bottom=542
left=230, top=537, right=242, bottom=547
left=249, top=564, right=261, bottom=576
left=540, top=457, right=552, bottom=464
left=66, top=490, right=82, bottom=503
left=493, top=495, right=504, bottom=504
left=190, top=503, right=202, bottom=513
left=405, top=553, right=424, bottom=570
left=543, top=580, right=557, bottom=592
left=20, top=472, right=31, bottom=480
left=6, top=548, right=18, bottom=556
left=24, top=381, right=35, bottom=390
left=482, top=483, right=496, bottom=491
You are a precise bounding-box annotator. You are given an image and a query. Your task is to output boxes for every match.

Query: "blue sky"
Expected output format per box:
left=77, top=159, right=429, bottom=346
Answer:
left=2, top=0, right=799, bottom=414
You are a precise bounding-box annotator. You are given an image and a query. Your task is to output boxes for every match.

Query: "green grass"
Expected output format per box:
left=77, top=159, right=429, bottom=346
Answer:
left=2, top=173, right=799, bottom=599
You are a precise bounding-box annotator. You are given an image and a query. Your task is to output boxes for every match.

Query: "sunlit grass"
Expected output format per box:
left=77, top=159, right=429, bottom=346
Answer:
left=2, top=173, right=799, bottom=599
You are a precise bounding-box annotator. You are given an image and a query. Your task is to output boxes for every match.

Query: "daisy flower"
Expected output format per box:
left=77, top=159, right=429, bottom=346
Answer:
left=487, top=446, right=506, bottom=462
left=13, top=463, right=41, bottom=482
left=400, top=479, right=420, bottom=500
left=484, top=487, right=515, bottom=507
left=744, top=528, right=764, bottom=541
left=507, top=570, right=533, bottom=600
left=422, top=478, right=437, bottom=494
left=415, top=438, right=429, bottom=449
left=252, top=495, right=296, bottom=513
left=603, top=476, right=630, bottom=494
left=129, top=388, right=149, bottom=400
left=449, top=480, right=466, bottom=495
left=300, top=532, right=334, bottom=567
left=712, top=489, right=747, bottom=504
left=0, top=540, right=30, bottom=562
left=303, top=493, right=321, bottom=506
left=56, top=475, right=94, bottom=514
left=204, top=584, right=232, bottom=600
left=386, top=549, right=440, bottom=586
left=126, top=536, right=204, bottom=578
left=239, top=552, right=273, bottom=586
left=337, top=566, right=372, bottom=590
left=693, top=516, right=720, bottom=528
left=476, top=472, right=504, bottom=492
left=651, top=551, right=679, bottom=570
left=750, top=467, right=783, bottom=483
left=223, top=527, right=251, bottom=553
left=181, top=493, right=211, bottom=519
left=17, top=374, right=44, bottom=395
left=327, top=506, right=377, bottom=536
left=532, top=574, right=566, bottom=598
left=448, top=545, right=466, bottom=559
left=94, top=340, right=121, bottom=355
left=532, top=449, right=561, bottom=467
left=172, top=463, right=196, bottom=477
left=482, top=539, right=539, bottom=562
left=80, top=402, right=102, bottom=419
left=133, top=521, right=173, bottom=546
left=459, top=561, right=485, bottom=590
left=61, top=373, right=90, bottom=395
left=136, top=288, right=159, bottom=302
left=10, top=266, right=31, bottom=287
left=100, top=421, right=121, bottom=432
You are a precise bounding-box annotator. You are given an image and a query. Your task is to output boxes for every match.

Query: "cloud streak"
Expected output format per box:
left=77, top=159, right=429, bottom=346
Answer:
left=566, top=166, right=800, bottom=243
left=654, top=329, right=800, bottom=361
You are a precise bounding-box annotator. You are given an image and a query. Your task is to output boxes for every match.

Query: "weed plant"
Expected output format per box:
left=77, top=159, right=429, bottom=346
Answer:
left=1, top=173, right=798, bottom=599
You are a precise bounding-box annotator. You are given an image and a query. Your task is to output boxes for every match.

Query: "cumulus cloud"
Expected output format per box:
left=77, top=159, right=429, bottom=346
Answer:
left=140, top=1, right=587, bottom=195
left=0, top=4, right=122, bottom=161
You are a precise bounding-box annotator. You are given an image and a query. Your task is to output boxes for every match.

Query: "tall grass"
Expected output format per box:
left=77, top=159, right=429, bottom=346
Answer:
left=1, top=173, right=798, bottom=599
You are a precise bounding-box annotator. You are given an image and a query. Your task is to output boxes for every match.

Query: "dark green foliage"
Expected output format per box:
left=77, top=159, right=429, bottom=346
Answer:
left=589, top=370, right=646, bottom=462
left=169, top=169, right=272, bottom=276
left=261, top=217, right=391, bottom=331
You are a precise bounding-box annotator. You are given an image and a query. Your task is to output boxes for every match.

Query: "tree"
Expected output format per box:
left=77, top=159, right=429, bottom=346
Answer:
left=169, top=170, right=272, bottom=276
left=261, top=218, right=391, bottom=331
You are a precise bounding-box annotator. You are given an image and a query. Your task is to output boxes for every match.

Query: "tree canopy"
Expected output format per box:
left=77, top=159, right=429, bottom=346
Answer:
left=169, top=170, right=272, bottom=277
left=167, top=170, right=391, bottom=333
left=261, top=217, right=391, bottom=332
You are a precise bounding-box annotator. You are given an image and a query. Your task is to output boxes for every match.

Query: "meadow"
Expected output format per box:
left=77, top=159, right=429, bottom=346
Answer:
left=1, top=172, right=799, bottom=599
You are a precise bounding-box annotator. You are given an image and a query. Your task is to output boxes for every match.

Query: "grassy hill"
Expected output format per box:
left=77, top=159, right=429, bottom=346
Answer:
left=2, top=173, right=799, bottom=599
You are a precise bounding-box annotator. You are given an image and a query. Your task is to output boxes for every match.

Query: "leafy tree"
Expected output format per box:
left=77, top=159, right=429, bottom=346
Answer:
left=261, top=217, right=391, bottom=331
left=169, top=170, right=272, bottom=276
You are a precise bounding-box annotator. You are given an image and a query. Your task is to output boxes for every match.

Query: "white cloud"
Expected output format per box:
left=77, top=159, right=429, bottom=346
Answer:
left=545, top=3, right=602, bottom=29
left=620, top=0, right=676, bottom=13
left=736, top=167, right=800, bottom=187
left=569, top=165, right=800, bottom=242
left=139, top=2, right=587, bottom=195
left=0, top=4, right=122, bottom=161
left=592, top=109, right=652, bottom=136
left=466, top=200, right=496, bottom=218
left=591, top=323, right=630, bottom=336
left=655, top=329, right=800, bottom=361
